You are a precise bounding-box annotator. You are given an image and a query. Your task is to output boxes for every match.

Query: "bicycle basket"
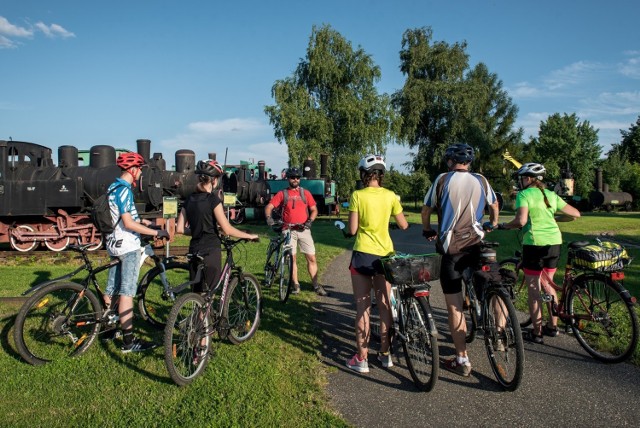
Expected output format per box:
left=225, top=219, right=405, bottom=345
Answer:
left=381, top=253, right=442, bottom=285
left=573, top=241, right=631, bottom=272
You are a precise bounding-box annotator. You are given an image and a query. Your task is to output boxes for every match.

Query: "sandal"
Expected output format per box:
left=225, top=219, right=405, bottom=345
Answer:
left=523, top=330, right=544, bottom=345
left=542, top=325, right=559, bottom=337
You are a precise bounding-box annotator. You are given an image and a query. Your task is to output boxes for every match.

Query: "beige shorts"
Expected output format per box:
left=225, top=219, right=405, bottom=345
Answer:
left=287, top=228, right=316, bottom=256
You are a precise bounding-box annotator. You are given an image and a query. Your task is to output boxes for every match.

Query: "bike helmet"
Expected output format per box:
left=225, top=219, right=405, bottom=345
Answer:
left=116, top=152, right=146, bottom=170
left=195, top=159, right=223, bottom=177
left=286, top=167, right=302, bottom=178
left=444, top=143, right=475, bottom=164
left=517, top=162, right=546, bottom=180
left=358, top=154, right=386, bottom=172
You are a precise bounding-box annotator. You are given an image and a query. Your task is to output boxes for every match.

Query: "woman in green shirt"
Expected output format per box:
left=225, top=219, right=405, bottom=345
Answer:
left=501, top=163, right=580, bottom=344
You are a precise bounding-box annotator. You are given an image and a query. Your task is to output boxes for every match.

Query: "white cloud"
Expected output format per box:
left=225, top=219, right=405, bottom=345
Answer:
left=0, top=16, right=74, bottom=48
left=619, top=53, right=640, bottom=79
left=34, top=22, right=75, bottom=39
left=543, top=61, right=604, bottom=90
left=509, top=82, right=543, bottom=98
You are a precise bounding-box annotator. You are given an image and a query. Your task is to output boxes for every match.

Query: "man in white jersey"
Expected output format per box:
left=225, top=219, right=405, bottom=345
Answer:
left=421, top=143, right=499, bottom=376
left=104, top=152, right=169, bottom=353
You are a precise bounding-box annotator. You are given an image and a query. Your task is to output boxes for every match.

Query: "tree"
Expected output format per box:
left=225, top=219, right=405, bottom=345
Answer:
left=608, top=115, right=640, bottom=164
left=264, top=25, right=399, bottom=196
left=529, top=113, right=601, bottom=196
left=392, top=27, right=523, bottom=190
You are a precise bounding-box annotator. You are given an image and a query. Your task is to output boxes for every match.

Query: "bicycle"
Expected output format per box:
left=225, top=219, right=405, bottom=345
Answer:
left=263, top=222, right=304, bottom=303
left=334, top=221, right=439, bottom=391
left=163, top=236, right=262, bottom=386
left=499, top=236, right=639, bottom=363
left=461, top=240, right=525, bottom=391
left=13, top=235, right=186, bottom=365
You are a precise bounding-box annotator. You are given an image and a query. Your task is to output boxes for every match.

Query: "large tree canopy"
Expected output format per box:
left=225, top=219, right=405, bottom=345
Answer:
left=392, top=27, right=523, bottom=190
left=264, top=24, right=398, bottom=196
left=608, top=115, right=640, bottom=164
left=528, top=113, right=601, bottom=196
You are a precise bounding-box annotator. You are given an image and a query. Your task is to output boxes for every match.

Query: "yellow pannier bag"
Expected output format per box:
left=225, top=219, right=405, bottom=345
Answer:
left=573, top=241, right=630, bottom=272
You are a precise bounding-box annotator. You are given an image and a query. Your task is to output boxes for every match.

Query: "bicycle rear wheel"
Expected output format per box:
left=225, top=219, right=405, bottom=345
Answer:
left=14, top=282, right=102, bottom=365
left=277, top=250, right=293, bottom=303
left=225, top=273, right=262, bottom=344
left=483, top=287, right=525, bottom=391
left=401, top=294, right=439, bottom=392
left=138, top=262, right=190, bottom=328
left=568, top=273, right=639, bottom=363
left=164, top=292, right=211, bottom=386
left=463, top=280, right=478, bottom=343
left=499, top=258, right=531, bottom=327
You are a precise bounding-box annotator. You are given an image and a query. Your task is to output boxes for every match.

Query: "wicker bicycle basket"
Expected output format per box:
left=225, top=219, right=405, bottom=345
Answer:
left=572, top=241, right=631, bottom=272
left=381, top=253, right=442, bottom=285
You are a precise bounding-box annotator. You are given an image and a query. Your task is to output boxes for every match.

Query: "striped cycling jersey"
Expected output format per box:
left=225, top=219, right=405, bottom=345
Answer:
left=105, top=178, right=142, bottom=256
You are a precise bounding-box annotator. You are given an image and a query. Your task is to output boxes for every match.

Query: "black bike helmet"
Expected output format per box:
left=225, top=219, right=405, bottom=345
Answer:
left=517, top=162, right=546, bottom=180
left=444, top=143, right=475, bottom=164
left=286, top=167, right=302, bottom=178
left=195, top=160, right=223, bottom=177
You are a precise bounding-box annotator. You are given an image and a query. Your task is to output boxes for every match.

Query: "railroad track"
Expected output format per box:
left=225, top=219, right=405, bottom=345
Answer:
left=0, top=246, right=190, bottom=260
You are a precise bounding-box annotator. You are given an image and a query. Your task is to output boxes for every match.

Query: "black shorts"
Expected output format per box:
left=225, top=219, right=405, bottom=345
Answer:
left=521, top=244, right=561, bottom=273
left=439, top=247, right=478, bottom=295
left=349, top=250, right=385, bottom=276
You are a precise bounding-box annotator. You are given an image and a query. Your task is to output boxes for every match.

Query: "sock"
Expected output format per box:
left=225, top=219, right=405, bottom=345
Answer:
left=456, top=356, right=469, bottom=365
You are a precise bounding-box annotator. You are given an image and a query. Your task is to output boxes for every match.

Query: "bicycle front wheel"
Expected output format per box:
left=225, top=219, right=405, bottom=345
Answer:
left=483, top=287, right=525, bottom=391
left=138, top=262, right=190, bottom=328
left=568, top=273, right=639, bottom=363
left=163, top=292, right=211, bottom=386
left=401, top=294, right=439, bottom=392
left=14, top=282, right=102, bottom=365
left=499, top=258, right=531, bottom=327
left=278, top=250, right=293, bottom=303
left=224, top=273, right=262, bottom=344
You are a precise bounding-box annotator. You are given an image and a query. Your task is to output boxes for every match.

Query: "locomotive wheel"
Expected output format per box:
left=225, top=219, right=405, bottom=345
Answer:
left=44, top=226, right=70, bottom=252
left=10, top=225, right=38, bottom=252
left=86, top=238, right=103, bottom=251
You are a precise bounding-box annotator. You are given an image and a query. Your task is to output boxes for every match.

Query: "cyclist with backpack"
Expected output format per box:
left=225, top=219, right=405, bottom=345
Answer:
left=104, top=152, right=170, bottom=353
left=265, top=167, right=328, bottom=296
left=499, top=162, right=580, bottom=344
left=421, top=143, right=499, bottom=376
left=176, top=160, right=259, bottom=293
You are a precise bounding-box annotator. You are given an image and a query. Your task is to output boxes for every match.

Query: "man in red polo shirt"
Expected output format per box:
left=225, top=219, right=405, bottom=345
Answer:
left=265, top=167, right=328, bottom=296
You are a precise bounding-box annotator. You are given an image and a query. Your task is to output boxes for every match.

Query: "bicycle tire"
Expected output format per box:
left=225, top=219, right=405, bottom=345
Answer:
left=463, top=279, right=478, bottom=343
left=138, top=262, right=190, bottom=329
left=263, top=241, right=279, bottom=288
left=499, top=258, right=531, bottom=327
left=401, top=294, right=439, bottom=392
left=14, top=281, right=102, bottom=365
left=483, top=287, right=525, bottom=391
left=163, top=292, right=211, bottom=386
left=568, top=273, right=639, bottom=363
left=224, top=273, right=262, bottom=344
left=278, top=250, right=293, bottom=303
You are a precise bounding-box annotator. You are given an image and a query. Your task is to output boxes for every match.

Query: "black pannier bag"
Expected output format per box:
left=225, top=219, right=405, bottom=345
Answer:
left=382, top=253, right=442, bottom=285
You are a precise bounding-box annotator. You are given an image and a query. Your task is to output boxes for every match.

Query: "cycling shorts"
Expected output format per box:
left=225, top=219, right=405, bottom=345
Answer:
left=439, top=248, right=477, bottom=295
left=521, top=244, right=561, bottom=274
left=349, top=250, right=385, bottom=277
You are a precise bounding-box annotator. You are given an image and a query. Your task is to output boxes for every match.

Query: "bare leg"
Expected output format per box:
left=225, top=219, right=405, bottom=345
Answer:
left=291, top=253, right=299, bottom=284
left=351, top=274, right=373, bottom=360
left=372, top=275, right=392, bottom=354
left=444, top=291, right=467, bottom=359
left=118, top=295, right=135, bottom=332
left=305, top=253, right=318, bottom=287
left=541, top=270, right=558, bottom=329
left=526, top=273, right=543, bottom=336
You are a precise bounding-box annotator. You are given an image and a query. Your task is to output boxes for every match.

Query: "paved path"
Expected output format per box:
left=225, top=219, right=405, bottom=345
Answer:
left=317, top=224, right=640, bottom=427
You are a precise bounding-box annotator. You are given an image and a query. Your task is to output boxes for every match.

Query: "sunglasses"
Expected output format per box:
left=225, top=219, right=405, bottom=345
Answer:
left=289, top=176, right=301, bottom=180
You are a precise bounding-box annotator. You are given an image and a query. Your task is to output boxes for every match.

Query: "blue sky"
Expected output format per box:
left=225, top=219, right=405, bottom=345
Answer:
left=1, top=1, right=638, bottom=174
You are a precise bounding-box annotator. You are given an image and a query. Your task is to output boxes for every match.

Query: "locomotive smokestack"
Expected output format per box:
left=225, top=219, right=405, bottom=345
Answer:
left=137, top=139, right=151, bottom=162
left=320, top=154, right=328, bottom=179
left=175, top=149, right=195, bottom=173
left=596, top=168, right=603, bottom=192
left=58, top=145, right=78, bottom=168
left=258, top=160, right=266, bottom=180
left=303, top=158, right=316, bottom=179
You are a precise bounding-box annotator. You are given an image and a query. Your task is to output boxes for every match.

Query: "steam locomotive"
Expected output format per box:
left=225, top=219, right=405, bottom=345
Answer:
left=0, top=139, right=337, bottom=252
left=0, top=139, right=272, bottom=252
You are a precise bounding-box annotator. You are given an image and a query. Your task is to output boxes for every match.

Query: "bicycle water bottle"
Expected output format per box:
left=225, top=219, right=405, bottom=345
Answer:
left=390, top=286, right=398, bottom=322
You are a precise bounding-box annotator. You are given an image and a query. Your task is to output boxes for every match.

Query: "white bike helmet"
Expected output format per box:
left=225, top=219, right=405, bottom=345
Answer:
left=358, top=154, right=386, bottom=172
left=517, top=162, right=546, bottom=180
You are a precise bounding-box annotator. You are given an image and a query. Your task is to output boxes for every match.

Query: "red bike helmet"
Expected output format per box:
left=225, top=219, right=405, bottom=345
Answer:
left=116, top=152, right=146, bottom=170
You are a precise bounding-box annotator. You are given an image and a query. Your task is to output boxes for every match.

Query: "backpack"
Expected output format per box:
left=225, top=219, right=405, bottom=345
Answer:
left=271, top=186, right=307, bottom=222
left=91, top=184, right=124, bottom=235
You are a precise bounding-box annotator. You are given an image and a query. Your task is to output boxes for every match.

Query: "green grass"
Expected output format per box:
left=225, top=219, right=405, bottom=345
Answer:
left=0, top=220, right=351, bottom=428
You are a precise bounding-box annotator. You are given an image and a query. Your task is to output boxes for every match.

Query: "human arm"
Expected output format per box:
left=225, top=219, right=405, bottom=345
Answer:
left=264, top=203, right=275, bottom=226
left=421, top=205, right=437, bottom=239
left=214, top=204, right=259, bottom=241
left=501, top=206, right=528, bottom=230
left=347, top=210, right=359, bottom=237
left=558, top=203, right=580, bottom=220
left=120, top=212, right=167, bottom=237
left=176, top=208, right=191, bottom=236
left=394, top=212, right=409, bottom=230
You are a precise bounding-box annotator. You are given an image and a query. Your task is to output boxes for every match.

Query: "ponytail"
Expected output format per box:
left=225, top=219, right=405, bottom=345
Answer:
left=531, top=180, right=551, bottom=208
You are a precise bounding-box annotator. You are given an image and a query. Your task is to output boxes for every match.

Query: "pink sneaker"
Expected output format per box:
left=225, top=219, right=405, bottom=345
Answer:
left=346, top=354, right=369, bottom=373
